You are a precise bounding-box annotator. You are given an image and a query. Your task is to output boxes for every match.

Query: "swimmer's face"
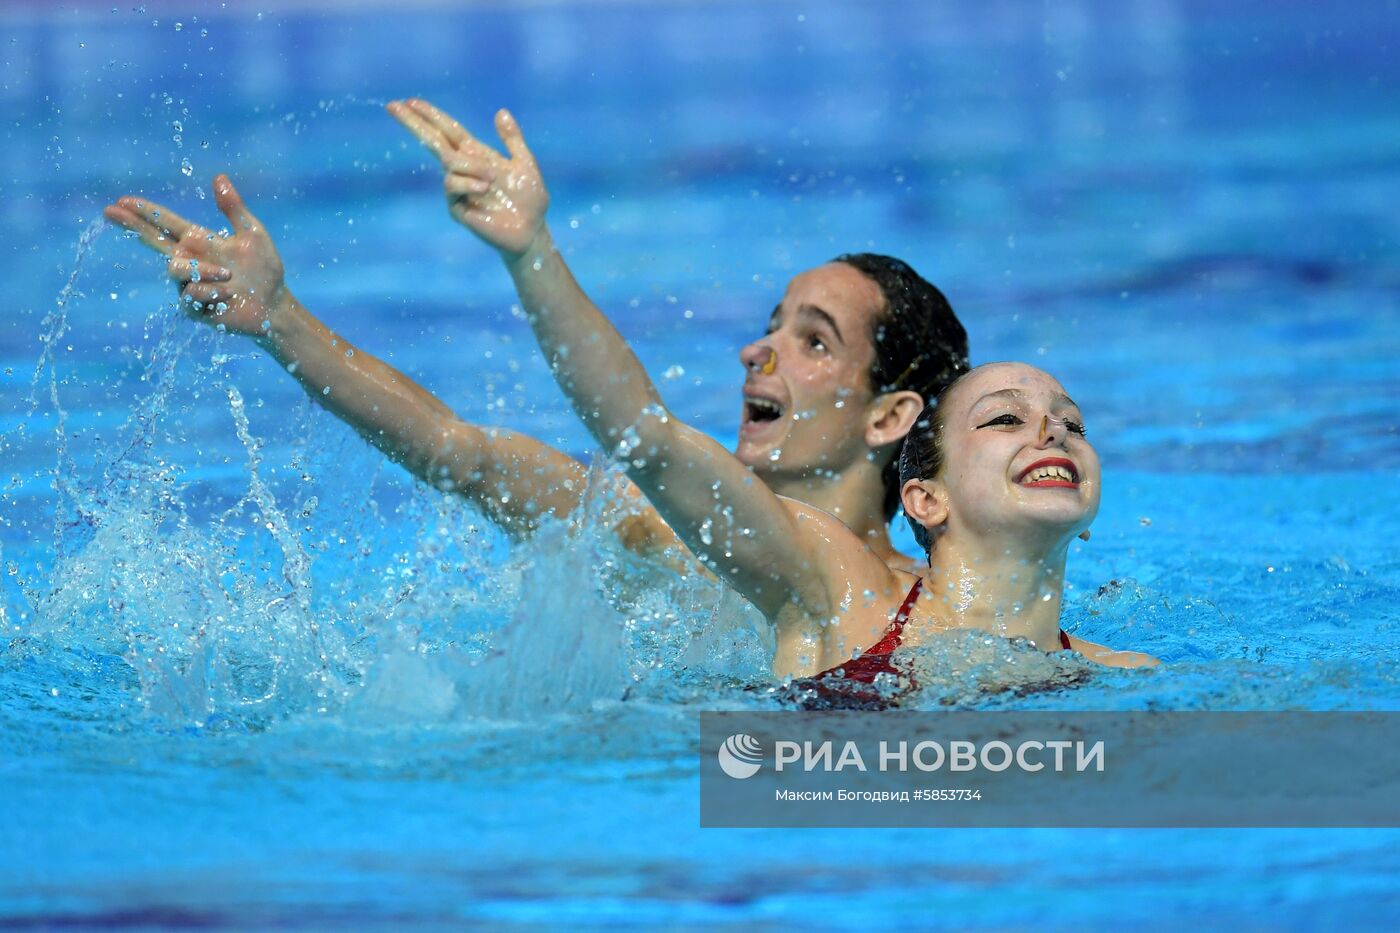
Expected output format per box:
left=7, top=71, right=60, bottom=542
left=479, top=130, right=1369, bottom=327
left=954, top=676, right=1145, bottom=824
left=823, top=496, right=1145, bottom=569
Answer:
left=935, top=363, right=1100, bottom=541
left=736, top=263, right=884, bottom=477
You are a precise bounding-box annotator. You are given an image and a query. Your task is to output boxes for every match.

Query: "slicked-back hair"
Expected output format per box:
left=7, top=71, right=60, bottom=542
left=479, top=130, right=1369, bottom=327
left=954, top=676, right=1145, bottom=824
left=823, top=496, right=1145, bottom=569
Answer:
left=833, top=253, right=969, bottom=520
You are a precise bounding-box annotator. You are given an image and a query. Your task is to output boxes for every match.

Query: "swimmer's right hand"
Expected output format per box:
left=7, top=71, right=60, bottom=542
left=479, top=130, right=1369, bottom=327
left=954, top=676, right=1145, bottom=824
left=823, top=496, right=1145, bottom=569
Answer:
left=388, top=99, right=549, bottom=259
left=103, top=176, right=291, bottom=340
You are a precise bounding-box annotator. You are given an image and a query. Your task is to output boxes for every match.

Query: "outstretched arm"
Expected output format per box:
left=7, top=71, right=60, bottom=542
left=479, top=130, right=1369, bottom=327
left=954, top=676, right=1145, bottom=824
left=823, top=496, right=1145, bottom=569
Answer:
left=102, top=177, right=611, bottom=539
left=391, top=100, right=830, bottom=619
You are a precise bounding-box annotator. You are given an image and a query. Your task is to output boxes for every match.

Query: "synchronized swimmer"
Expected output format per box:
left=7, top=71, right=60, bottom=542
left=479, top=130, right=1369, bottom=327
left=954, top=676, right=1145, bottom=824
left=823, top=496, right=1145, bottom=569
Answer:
left=103, top=98, right=1154, bottom=704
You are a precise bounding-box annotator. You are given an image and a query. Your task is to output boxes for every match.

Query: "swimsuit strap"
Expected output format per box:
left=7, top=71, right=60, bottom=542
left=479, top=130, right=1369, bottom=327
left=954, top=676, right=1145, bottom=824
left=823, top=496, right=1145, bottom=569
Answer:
left=894, top=578, right=923, bottom=629
left=1059, top=629, right=1072, bottom=651
left=861, top=577, right=923, bottom=657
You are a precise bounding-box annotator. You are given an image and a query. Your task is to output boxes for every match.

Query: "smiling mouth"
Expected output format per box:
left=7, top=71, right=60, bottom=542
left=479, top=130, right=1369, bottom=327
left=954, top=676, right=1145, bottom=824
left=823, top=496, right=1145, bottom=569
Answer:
left=1016, top=458, right=1079, bottom=488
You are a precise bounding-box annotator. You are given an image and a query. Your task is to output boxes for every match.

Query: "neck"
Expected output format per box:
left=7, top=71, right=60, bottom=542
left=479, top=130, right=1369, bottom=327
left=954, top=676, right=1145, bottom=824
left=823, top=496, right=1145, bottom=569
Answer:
left=923, top=527, right=1071, bottom=650
left=761, top=458, right=909, bottom=568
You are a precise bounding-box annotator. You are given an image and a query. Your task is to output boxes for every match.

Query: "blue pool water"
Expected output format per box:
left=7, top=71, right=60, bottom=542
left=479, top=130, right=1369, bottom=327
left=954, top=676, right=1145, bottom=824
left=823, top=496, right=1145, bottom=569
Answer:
left=2, top=0, right=1399, bottom=927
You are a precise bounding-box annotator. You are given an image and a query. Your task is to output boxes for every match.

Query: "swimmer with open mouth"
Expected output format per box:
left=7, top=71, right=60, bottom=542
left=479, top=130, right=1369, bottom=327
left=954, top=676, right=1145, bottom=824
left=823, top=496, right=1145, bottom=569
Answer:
left=383, top=102, right=1156, bottom=688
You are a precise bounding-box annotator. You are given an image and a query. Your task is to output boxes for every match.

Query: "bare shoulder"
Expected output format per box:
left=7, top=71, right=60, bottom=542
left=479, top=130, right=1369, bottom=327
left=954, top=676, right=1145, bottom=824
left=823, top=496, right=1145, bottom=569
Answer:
left=768, top=497, right=919, bottom=672
left=1065, top=634, right=1160, bottom=669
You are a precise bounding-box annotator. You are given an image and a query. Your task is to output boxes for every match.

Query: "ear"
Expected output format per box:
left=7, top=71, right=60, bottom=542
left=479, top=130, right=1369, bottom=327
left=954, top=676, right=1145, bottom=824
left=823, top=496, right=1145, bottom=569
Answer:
left=864, top=389, right=925, bottom=449
left=901, top=475, right=948, bottom=535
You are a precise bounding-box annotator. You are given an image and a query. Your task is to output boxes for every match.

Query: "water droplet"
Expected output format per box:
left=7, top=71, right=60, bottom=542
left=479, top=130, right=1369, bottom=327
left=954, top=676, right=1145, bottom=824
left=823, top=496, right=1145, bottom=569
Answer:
left=613, top=426, right=641, bottom=459
left=699, top=518, right=714, bottom=546
left=344, top=348, right=354, bottom=359
left=768, top=447, right=782, bottom=462
left=321, top=386, right=331, bottom=396
left=662, top=364, right=684, bottom=380
left=1139, top=516, right=1152, bottom=526
left=180, top=158, right=193, bottom=177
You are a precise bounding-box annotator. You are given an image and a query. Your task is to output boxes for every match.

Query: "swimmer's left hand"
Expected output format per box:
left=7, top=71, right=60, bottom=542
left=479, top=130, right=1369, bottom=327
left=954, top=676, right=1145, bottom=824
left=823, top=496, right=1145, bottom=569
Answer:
left=103, top=175, right=292, bottom=339
left=388, top=99, right=549, bottom=260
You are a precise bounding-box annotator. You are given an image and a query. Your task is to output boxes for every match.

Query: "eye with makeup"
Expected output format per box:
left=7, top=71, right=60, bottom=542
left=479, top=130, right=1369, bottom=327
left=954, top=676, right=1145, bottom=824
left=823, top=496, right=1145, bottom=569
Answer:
left=975, top=413, right=1024, bottom=430
left=975, top=412, right=1088, bottom=436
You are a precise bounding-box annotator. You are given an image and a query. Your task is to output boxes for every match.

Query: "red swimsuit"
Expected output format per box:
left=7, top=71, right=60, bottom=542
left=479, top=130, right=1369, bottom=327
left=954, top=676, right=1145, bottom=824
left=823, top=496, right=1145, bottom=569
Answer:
left=795, top=579, right=1074, bottom=707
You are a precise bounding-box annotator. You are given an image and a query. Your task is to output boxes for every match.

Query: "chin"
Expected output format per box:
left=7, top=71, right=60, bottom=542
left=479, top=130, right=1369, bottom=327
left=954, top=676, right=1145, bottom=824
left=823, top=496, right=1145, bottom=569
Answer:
left=1015, top=505, right=1097, bottom=542
left=733, top=440, right=763, bottom=467
left=734, top=430, right=787, bottom=470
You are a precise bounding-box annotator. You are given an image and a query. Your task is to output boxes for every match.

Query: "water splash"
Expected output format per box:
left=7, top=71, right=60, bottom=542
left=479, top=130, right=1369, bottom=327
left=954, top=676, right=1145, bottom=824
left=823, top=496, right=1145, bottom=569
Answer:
left=6, top=266, right=759, bottom=737
left=5, top=214, right=1393, bottom=773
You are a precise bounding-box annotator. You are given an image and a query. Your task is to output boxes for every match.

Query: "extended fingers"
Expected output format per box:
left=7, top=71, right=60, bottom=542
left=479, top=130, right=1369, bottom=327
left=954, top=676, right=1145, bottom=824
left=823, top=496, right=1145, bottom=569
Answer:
left=213, top=174, right=261, bottom=232
left=388, top=100, right=454, bottom=160
left=117, top=196, right=195, bottom=242
left=494, top=109, right=536, bottom=167
left=104, top=200, right=198, bottom=256
left=104, top=203, right=172, bottom=255
left=404, top=98, right=472, bottom=148
left=390, top=98, right=506, bottom=167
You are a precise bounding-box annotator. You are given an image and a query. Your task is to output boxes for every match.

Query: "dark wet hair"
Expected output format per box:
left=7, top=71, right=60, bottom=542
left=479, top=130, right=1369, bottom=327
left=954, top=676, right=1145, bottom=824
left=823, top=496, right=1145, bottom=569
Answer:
left=833, top=253, right=969, bottom=520
left=897, top=370, right=976, bottom=554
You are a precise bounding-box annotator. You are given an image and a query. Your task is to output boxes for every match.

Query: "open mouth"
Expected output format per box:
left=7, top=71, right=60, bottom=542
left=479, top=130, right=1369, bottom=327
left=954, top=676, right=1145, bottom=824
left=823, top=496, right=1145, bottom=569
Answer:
left=1016, top=457, right=1079, bottom=488
left=743, top=396, right=785, bottom=427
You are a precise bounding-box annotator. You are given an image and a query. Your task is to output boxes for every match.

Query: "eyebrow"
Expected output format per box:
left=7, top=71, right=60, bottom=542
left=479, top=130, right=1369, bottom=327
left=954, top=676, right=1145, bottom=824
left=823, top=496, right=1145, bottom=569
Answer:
left=972, top=388, right=1080, bottom=410
left=768, top=303, right=847, bottom=346
left=796, top=304, right=846, bottom=345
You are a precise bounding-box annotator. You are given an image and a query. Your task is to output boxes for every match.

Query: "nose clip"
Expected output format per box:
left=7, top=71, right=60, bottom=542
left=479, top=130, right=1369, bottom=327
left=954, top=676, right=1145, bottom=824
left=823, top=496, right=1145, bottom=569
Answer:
left=760, top=348, right=777, bottom=375
left=1040, top=415, right=1073, bottom=443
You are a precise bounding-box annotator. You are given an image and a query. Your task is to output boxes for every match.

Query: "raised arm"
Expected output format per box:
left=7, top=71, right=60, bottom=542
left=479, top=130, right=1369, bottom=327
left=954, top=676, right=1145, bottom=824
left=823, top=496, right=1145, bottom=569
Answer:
left=102, top=177, right=604, bottom=539
left=390, top=100, right=832, bottom=619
